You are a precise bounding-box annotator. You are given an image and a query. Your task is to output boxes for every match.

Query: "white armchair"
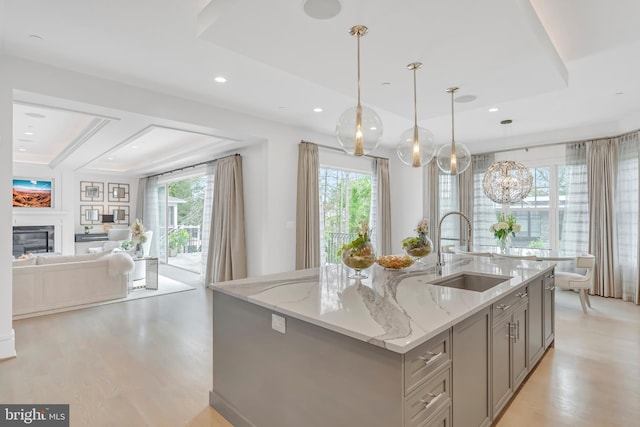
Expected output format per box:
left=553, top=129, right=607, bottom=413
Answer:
left=555, top=254, right=596, bottom=314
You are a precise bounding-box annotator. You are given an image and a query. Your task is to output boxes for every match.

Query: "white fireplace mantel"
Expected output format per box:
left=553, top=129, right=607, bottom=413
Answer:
left=13, top=209, right=74, bottom=255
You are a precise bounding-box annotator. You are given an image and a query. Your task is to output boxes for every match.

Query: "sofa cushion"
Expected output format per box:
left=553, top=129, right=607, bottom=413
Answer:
left=36, top=252, right=105, bottom=265
left=13, top=257, right=37, bottom=267
left=103, top=241, right=124, bottom=252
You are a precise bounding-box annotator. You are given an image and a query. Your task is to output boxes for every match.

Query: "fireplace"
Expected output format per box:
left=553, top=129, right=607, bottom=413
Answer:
left=13, top=225, right=55, bottom=258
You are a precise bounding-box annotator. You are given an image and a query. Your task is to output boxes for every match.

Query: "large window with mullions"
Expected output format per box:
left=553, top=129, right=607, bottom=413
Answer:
left=506, top=165, right=567, bottom=250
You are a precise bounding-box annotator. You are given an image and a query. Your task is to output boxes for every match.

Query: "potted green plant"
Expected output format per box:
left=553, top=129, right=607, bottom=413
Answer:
left=168, top=229, right=190, bottom=257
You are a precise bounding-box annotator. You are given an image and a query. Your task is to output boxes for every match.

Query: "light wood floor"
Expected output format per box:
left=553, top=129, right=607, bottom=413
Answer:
left=1, top=269, right=639, bottom=426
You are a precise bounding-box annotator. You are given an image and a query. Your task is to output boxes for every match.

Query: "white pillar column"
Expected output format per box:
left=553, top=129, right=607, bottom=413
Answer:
left=0, top=56, right=16, bottom=359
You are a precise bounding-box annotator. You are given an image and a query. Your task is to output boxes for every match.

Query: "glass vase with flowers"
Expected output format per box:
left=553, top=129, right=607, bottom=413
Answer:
left=402, top=218, right=433, bottom=264
left=339, top=221, right=376, bottom=279
left=490, top=212, right=520, bottom=253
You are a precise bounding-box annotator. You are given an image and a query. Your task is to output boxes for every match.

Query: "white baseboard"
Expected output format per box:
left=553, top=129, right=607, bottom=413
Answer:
left=0, top=329, right=16, bottom=360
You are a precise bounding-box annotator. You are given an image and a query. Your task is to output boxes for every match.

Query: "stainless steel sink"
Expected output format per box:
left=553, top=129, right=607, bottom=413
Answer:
left=428, top=272, right=512, bottom=292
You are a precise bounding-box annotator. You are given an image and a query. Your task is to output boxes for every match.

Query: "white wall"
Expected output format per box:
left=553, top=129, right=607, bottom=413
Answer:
left=0, top=61, right=16, bottom=359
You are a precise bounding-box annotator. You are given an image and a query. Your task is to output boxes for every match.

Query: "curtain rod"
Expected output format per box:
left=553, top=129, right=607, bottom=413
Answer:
left=301, top=140, right=387, bottom=160
left=145, top=153, right=239, bottom=179
left=475, top=128, right=640, bottom=156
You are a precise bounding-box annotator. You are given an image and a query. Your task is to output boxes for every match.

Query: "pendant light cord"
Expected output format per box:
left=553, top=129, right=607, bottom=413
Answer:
left=413, top=67, right=418, bottom=128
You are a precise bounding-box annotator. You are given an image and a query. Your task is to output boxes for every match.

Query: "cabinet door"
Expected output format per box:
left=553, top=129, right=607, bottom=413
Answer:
left=512, top=302, right=528, bottom=389
left=452, top=307, right=491, bottom=427
left=528, top=278, right=544, bottom=366
left=543, top=272, right=555, bottom=348
left=491, top=315, right=512, bottom=417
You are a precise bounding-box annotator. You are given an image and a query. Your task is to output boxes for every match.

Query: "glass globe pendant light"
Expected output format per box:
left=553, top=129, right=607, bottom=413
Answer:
left=336, top=25, right=383, bottom=156
left=436, top=87, right=471, bottom=175
left=396, top=62, right=436, bottom=167
left=482, top=120, right=533, bottom=204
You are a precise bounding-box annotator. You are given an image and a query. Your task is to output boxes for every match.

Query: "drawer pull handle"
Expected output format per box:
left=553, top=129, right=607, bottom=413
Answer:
left=509, top=323, right=516, bottom=342
left=420, top=392, right=444, bottom=409
left=516, top=292, right=528, bottom=299
left=418, top=351, right=444, bottom=365
left=545, top=286, right=556, bottom=291
left=497, top=304, right=510, bottom=311
left=516, top=320, right=520, bottom=341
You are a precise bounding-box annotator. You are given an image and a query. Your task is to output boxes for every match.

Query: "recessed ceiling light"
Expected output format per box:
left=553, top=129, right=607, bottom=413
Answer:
left=18, top=148, right=26, bottom=152
left=18, top=139, right=32, bottom=143
left=313, top=107, right=323, bottom=112
left=488, top=107, right=499, bottom=112
left=131, top=146, right=138, bottom=149
left=24, top=131, right=33, bottom=135
left=107, top=157, right=114, bottom=160
left=25, top=112, right=46, bottom=118
left=370, top=127, right=377, bottom=130
left=303, top=0, right=341, bottom=20
left=214, top=76, right=227, bottom=83
left=455, top=94, right=477, bottom=103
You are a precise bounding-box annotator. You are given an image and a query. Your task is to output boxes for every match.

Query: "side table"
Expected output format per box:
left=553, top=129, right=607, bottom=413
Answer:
left=129, top=257, right=159, bottom=291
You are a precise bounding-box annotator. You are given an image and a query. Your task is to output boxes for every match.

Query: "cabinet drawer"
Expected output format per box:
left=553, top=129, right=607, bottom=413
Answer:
left=423, top=403, right=451, bottom=427
left=404, top=365, right=450, bottom=427
left=492, top=287, right=528, bottom=321
left=404, top=330, right=450, bottom=395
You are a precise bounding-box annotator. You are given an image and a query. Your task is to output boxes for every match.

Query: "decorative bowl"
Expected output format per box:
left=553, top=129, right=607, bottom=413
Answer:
left=376, top=255, right=414, bottom=270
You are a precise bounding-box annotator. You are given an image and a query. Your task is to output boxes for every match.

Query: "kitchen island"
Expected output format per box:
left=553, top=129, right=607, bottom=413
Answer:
left=210, top=254, right=555, bottom=427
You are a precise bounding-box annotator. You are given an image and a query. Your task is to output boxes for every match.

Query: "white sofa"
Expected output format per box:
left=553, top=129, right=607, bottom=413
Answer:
left=12, top=251, right=135, bottom=318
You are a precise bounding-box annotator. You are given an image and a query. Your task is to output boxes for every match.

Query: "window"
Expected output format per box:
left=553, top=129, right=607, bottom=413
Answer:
left=506, top=165, right=566, bottom=250
left=319, top=167, right=372, bottom=263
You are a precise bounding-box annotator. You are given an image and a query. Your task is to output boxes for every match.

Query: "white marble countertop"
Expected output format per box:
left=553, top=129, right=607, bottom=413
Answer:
left=211, top=254, right=555, bottom=354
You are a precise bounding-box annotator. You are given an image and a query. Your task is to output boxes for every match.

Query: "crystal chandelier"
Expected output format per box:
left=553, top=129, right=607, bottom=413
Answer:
left=336, top=25, right=383, bottom=156
left=482, top=120, right=533, bottom=204
left=436, top=87, right=471, bottom=175
left=396, top=62, right=436, bottom=167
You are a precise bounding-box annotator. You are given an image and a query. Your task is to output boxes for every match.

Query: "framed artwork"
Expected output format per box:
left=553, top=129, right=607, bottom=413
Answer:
left=80, top=205, right=104, bottom=225
left=108, top=205, right=130, bottom=224
left=80, top=181, right=104, bottom=202
left=13, top=178, right=54, bottom=208
left=108, top=182, right=130, bottom=202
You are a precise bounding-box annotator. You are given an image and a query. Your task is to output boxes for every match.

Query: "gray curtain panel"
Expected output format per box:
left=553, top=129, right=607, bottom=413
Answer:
left=587, top=139, right=619, bottom=297
left=295, top=141, right=320, bottom=269
left=208, top=155, right=247, bottom=283
left=424, top=158, right=440, bottom=245
left=374, top=157, right=392, bottom=255
left=616, top=132, right=640, bottom=304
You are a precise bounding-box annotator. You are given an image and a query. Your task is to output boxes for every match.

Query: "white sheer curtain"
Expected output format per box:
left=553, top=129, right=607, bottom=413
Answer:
left=200, top=161, right=215, bottom=284
left=295, top=141, right=320, bottom=269
left=371, top=157, right=391, bottom=255
left=143, top=175, right=161, bottom=258
left=561, top=143, right=590, bottom=255
left=616, top=132, right=640, bottom=304
left=471, top=154, right=496, bottom=247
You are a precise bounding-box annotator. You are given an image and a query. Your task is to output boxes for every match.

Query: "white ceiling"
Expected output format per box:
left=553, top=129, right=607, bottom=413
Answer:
left=3, top=0, right=640, bottom=174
